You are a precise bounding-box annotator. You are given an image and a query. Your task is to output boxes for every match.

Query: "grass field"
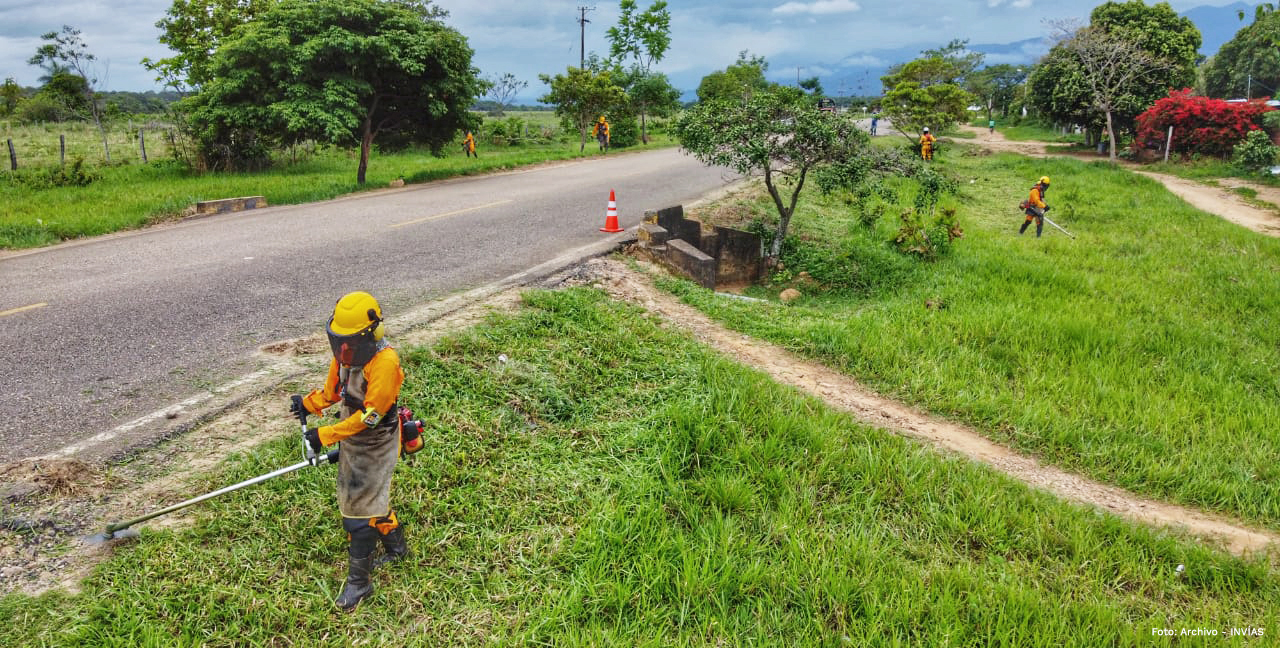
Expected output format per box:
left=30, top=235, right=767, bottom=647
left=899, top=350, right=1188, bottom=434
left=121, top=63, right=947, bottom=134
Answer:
left=0, top=113, right=675, bottom=250
left=0, top=287, right=1275, bottom=646
left=678, top=143, right=1280, bottom=529
left=1, top=118, right=176, bottom=168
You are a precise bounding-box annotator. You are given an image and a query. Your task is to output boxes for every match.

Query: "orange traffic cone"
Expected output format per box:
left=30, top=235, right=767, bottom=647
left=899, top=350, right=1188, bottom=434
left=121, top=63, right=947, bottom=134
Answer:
left=600, top=189, right=624, bottom=233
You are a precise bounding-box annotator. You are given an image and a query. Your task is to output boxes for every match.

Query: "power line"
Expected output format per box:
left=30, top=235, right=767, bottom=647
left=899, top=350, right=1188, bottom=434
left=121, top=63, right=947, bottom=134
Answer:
left=577, top=6, right=596, bottom=69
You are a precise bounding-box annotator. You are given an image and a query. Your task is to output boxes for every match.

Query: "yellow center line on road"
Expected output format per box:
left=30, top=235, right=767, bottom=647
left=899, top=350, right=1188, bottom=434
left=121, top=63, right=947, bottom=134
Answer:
left=389, top=199, right=514, bottom=229
left=0, top=302, right=48, bottom=318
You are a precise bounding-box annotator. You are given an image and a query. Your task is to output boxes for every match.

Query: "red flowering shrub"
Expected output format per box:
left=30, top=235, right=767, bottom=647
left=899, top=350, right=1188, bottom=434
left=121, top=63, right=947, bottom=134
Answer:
left=1134, top=88, right=1273, bottom=158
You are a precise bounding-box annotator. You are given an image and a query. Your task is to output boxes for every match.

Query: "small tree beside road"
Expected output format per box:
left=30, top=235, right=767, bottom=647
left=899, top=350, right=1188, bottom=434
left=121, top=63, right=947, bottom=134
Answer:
left=538, top=67, right=628, bottom=152
left=484, top=73, right=527, bottom=116
left=675, top=86, right=868, bottom=259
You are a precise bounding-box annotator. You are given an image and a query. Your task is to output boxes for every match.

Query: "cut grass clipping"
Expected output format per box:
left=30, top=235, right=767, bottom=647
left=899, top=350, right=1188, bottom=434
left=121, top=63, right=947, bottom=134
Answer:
left=1, top=289, right=1276, bottom=646
left=679, top=145, right=1280, bottom=530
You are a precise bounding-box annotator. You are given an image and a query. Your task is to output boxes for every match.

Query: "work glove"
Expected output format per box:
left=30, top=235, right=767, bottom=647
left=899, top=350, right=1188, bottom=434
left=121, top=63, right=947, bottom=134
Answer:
left=303, top=427, right=324, bottom=455
left=289, top=394, right=307, bottom=419
left=1043, top=205, right=1051, bottom=212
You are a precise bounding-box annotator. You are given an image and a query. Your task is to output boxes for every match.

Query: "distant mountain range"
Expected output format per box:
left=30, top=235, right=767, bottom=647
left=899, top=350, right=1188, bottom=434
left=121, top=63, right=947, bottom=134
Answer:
left=755, top=1, right=1260, bottom=100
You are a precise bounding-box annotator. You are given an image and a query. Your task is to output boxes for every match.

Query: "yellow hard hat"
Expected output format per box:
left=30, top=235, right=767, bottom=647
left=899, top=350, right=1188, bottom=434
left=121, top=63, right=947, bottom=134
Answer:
left=327, top=291, right=385, bottom=365
left=598, top=115, right=606, bottom=121
left=1039, top=176, right=1051, bottom=185
left=329, top=291, right=382, bottom=335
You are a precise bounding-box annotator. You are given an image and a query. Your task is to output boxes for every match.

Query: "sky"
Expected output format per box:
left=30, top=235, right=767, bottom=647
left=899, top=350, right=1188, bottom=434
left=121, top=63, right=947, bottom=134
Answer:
left=0, top=0, right=1258, bottom=101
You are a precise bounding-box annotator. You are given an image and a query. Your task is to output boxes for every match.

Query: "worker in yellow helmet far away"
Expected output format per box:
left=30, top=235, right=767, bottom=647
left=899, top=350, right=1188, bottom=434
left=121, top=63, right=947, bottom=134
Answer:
left=1020, top=176, right=1052, bottom=237
left=593, top=115, right=610, bottom=152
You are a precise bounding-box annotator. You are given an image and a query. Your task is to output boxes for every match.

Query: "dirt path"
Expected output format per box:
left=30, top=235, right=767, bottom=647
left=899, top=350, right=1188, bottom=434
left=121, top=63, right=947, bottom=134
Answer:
left=956, top=124, right=1280, bottom=237
left=583, top=257, right=1279, bottom=559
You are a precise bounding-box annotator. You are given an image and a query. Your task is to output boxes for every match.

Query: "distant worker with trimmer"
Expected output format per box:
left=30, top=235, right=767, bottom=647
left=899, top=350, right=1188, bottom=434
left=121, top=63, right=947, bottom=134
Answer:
left=593, top=115, right=610, bottom=151
left=462, top=131, right=477, bottom=157
left=291, top=291, right=421, bottom=612
left=1020, top=176, right=1051, bottom=237
left=920, top=127, right=937, bottom=161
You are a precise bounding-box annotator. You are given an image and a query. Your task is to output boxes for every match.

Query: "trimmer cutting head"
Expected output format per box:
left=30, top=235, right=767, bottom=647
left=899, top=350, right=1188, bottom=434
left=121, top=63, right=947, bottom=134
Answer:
left=82, top=527, right=140, bottom=545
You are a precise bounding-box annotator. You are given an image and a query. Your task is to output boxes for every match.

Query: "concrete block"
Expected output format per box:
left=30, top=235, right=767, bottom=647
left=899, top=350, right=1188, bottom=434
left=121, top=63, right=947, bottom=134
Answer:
left=638, top=223, right=670, bottom=248
left=195, top=196, right=267, bottom=215
left=715, top=227, right=764, bottom=285
left=666, top=239, right=716, bottom=290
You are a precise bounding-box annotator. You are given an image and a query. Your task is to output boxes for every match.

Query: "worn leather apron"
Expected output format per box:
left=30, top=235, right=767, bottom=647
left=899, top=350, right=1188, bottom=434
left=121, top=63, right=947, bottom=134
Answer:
left=336, top=365, right=399, bottom=519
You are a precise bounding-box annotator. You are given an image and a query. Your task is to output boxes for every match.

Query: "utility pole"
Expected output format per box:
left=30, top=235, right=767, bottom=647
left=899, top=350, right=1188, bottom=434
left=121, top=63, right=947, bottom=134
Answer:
left=577, top=6, right=595, bottom=69
left=1247, top=73, right=1252, bottom=100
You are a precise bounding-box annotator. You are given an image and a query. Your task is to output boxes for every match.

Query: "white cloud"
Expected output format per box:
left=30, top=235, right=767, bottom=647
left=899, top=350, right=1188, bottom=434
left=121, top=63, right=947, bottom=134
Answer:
left=772, top=0, right=861, bottom=16
left=987, top=0, right=1033, bottom=7
left=838, top=54, right=885, bottom=67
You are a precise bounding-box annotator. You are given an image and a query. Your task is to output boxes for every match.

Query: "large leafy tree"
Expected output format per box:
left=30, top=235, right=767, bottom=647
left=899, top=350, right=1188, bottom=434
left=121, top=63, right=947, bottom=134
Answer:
left=188, top=0, right=481, bottom=183
left=1203, top=11, right=1280, bottom=98
left=538, top=66, right=628, bottom=152
left=966, top=64, right=1026, bottom=118
left=1091, top=0, right=1199, bottom=89
left=696, top=51, right=774, bottom=103
left=1027, top=47, right=1097, bottom=133
left=1055, top=23, right=1173, bottom=162
left=1030, top=2, right=1200, bottom=143
left=675, top=86, right=869, bottom=259
left=143, top=0, right=277, bottom=92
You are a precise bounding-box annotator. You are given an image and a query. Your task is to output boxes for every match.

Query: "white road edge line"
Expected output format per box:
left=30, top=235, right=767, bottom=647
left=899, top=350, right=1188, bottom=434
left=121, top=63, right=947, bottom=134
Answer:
left=39, top=231, right=634, bottom=462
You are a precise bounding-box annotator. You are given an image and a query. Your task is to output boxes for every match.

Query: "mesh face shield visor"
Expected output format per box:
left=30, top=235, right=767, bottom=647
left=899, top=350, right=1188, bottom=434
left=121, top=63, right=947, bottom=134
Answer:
left=327, top=323, right=379, bottom=366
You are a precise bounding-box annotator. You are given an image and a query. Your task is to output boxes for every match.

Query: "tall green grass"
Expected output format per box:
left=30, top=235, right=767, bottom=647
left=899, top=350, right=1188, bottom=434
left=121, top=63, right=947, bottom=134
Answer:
left=676, top=147, right=1280, bottom=528
left=0, top=288, right=1275, bottom=645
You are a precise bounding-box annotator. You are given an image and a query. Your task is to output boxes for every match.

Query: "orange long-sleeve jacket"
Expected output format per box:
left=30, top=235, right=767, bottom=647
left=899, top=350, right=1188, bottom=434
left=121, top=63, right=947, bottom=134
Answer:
left=302, top=347, right=405, bottom=446
left=1028, top=184, right=1048, bottom=209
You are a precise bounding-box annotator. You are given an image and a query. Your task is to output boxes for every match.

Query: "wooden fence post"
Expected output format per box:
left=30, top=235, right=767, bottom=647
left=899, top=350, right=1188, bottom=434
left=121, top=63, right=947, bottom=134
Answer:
left=7, top=138, right=15, bottom=170
left=60, top=134, right=66, bottom=165
left=1164, top=126, right=1174, bottom=164
left=139, top=128, right=148, bottom=163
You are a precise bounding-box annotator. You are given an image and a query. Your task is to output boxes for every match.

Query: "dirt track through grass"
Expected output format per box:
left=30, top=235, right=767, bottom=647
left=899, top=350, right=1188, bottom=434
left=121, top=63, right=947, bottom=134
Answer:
left=591, top=257, right=1280, bottom=558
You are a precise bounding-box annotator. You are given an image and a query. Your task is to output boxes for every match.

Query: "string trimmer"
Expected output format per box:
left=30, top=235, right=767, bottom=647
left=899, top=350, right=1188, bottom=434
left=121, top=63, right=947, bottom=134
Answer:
left=84, top=405, right=337, bottom=545
left=1042, top=213, right=1076, bottom=239
left=84, top=402, right=427, bottom=544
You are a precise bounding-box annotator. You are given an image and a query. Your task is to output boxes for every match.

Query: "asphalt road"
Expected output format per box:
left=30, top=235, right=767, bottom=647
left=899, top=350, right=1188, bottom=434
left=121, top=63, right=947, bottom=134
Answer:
left=0, top=148, right=738, bottom=464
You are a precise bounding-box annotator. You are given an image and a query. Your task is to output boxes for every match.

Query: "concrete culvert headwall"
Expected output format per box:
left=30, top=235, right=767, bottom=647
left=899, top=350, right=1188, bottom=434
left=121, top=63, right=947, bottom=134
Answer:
left=636, top=205, right=763, bottom=290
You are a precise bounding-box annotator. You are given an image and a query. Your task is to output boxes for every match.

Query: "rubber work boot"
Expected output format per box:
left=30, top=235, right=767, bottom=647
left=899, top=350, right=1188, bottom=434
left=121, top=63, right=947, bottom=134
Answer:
left=1019, top=220, right=1030, bottom=235
left=336, top=527, right=378, bottom=612
left=374, top=526, right=409, bottom=568
left=1036, top=221, right=1043, bottom=238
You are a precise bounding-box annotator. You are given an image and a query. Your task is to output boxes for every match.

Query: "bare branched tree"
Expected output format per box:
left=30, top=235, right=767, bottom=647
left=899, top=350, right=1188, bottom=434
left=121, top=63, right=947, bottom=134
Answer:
left=484, top=73, right=527, bottom=116
left=1051, top=20, right=1172, bottom=163
left=29, top=26, right=112, bottom=162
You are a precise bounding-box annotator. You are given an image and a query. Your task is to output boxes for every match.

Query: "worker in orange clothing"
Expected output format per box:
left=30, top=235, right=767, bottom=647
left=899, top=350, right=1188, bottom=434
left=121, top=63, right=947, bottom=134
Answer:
left=1020, top=176, right=1051, bottom=237
left=290, top=291, right=406, bottom=612
left=462, top=131, right=477, bottom=157
left=919, top=127, right=937, bottom=160
left=592, top=115, right=610, bottom=151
